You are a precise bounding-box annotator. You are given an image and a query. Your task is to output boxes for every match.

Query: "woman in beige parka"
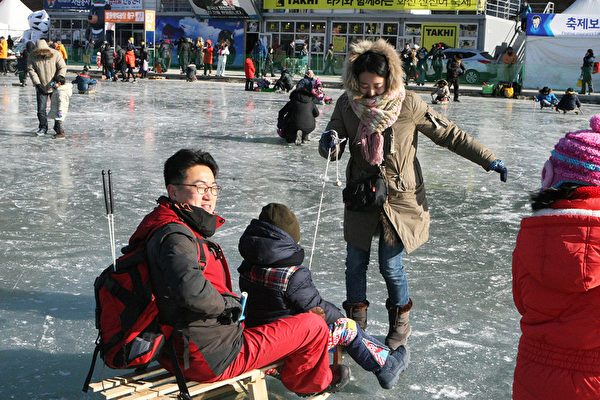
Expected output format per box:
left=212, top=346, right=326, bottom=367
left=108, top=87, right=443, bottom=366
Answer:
left=319, top=39, right=508, bottom=360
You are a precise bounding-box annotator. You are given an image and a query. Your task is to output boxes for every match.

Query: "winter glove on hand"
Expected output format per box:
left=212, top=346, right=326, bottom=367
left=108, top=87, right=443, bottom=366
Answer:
left=309, top=306, right=327, bottom=321
left=36, top=84, right=44, bottom=93
left=217, top=294, right=242, bottom=325
left=57, top=111, right=63, bottom=118
left=319, top=130, right=339, bottom=152
left=488, top=159, right=508, bottom=182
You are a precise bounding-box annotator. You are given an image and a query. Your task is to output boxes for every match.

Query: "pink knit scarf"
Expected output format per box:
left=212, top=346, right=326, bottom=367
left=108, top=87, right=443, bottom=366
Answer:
left=350, top=90, right=404, bottom=165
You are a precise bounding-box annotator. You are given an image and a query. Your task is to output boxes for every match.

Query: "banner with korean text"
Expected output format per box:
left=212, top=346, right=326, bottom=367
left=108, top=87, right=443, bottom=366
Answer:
left=263, top=0, right=483, bottom=11
left=44, top=0, right=141, bottom=10
left=527, top=13, right=600, bottom=37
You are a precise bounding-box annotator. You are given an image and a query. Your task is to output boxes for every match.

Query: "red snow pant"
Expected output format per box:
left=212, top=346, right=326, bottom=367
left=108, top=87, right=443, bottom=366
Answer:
left=163, top=312, right=332, bottom=394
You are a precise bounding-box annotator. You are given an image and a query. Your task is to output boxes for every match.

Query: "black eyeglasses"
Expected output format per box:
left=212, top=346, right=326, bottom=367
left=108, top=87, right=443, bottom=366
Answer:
left=177, top=184, right=222, bottom=196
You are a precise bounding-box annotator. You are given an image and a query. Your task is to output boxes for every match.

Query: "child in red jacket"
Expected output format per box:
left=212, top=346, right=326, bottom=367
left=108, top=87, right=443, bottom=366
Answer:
left=244, top=58, right=255, bottom=91
left=512, top=113, right=600, bottom=400
left=203, top=39, right=213, bottom=76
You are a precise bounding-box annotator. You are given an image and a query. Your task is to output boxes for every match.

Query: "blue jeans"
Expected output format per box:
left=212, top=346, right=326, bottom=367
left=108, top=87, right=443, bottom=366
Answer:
left=345, top=238, right=409, bottom=306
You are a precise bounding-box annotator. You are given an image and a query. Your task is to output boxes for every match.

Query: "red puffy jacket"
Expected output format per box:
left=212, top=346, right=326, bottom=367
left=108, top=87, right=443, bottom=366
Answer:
left=125, top=50, right=136, bottom=68
left=244, top=58, right=255, bottom=79
left=512, top=186, right=600, bottom=400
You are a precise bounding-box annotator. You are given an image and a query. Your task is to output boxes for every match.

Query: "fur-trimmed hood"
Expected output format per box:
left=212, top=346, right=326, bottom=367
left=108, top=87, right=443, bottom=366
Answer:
left=31, top=39, right=55, bottom=60
left=342, top=39, right=405, bottom=96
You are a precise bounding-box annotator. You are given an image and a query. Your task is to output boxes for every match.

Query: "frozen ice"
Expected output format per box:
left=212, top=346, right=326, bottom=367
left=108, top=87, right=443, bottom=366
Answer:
left=1, top=75, right=599, bottom=399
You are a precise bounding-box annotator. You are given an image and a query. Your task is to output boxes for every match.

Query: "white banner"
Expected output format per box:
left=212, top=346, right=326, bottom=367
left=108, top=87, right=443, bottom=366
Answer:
left=527, top=13, right=600, bottom=37
left=109, top=0, right=142, bottom=10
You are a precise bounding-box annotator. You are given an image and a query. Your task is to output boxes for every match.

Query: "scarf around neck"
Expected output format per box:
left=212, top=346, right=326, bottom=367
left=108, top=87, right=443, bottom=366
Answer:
left=350, top=90, right=405, bottom=165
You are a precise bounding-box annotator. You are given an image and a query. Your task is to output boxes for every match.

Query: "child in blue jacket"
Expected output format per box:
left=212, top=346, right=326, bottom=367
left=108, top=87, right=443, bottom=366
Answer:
left=72, top=66, right=97, bottom=93
left=238, top=203, right=410, bottom=390
left=535, top=86, right=559, bottom=109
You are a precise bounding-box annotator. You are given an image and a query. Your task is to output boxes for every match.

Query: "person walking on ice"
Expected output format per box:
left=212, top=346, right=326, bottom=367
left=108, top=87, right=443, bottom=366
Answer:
left=127, top=149, right=351, bottom=397
left=27, top=39, right=67, bottom=136
left=238, top=203, right=409, bottom=390
left=319, top=39, right=507, bottom=357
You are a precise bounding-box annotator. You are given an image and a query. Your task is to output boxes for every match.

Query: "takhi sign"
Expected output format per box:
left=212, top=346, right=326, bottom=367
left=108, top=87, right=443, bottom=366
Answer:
left=263, top=0, right=483, bottom=11
left=421, top=23, right=458, bottom=50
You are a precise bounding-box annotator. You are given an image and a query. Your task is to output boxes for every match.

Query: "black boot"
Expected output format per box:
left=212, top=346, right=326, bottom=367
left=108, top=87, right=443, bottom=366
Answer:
left=385, top=298, right=412, bottom=350
left=342, top=300, right=369, bottom=330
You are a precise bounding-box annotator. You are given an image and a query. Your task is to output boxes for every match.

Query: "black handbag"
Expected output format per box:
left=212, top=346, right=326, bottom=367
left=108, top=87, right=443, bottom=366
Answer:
left=342, top=174, right=388, bottom=211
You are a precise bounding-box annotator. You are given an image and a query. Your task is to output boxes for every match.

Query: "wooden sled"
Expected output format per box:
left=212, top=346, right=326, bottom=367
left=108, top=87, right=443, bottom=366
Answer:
left=88, top=348, right=342, bottom=399
left=148, top=75, right=166, bottom=80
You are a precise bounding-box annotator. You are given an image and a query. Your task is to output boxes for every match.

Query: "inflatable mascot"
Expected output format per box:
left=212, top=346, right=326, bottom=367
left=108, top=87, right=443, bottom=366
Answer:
left=21, top=10, right=50, bottom=43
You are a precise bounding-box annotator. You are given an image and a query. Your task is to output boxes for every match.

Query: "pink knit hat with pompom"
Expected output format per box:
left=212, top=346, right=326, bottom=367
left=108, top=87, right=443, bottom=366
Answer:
left=541, top=113, right=600, bottom=188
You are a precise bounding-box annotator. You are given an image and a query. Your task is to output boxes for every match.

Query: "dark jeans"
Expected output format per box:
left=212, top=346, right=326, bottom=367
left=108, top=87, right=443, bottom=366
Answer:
left=322, top=60, right=335, bottom=75
left=245, top=78, right=254, bottom=91
left=102, top=61, right=112, bottom=79
left=204, top=63, right=212, bottom=75
left=36, top=87, right=50, bottom=129
left=448, top=77, right=460, bottom=100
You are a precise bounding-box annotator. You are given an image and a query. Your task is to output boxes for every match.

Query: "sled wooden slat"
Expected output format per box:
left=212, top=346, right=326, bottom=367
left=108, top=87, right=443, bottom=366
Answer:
left=90, top=348, right=342, bottom=399
left=88, top=365, right=167, bottom=392
left=90, top=362, right=282, bottom=400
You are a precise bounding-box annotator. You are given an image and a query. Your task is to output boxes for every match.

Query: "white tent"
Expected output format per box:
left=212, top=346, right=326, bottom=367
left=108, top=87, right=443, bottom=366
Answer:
left=563, top=0, right=600, bottom=15
left=0, top=0, right=32, bottom=40
left=523, top=0, right=600, bottom=91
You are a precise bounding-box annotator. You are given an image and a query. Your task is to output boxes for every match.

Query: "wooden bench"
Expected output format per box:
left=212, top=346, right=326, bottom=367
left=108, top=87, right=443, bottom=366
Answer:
left=88, top=348, right=342, bottom=400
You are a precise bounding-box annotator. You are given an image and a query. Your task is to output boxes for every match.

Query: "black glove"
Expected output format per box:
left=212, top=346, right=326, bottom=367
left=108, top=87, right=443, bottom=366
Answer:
left=217, top=294, right=242, bottom=325
left=488, top=159, right=508, bottom=182
left=319, top=130, right=339, bottom=152
left=35, top=84, right=44, bottom=93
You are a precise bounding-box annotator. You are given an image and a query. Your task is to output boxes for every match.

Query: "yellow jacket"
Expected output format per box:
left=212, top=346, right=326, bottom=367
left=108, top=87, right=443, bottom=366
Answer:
left=0, top=40, right=7, bottom=59
left=57, top=44, right=68, bottom=60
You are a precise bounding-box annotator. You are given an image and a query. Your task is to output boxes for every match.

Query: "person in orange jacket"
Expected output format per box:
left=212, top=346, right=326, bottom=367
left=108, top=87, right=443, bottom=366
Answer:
left=124, top=37, right=137, bottom=82
left=56, top=41, right=68, bottom=64
left=244, top=57, right=255, bottom=91
left=203, top=39, right=213, bottom=76
left=0, top=36, right=8, bottom=75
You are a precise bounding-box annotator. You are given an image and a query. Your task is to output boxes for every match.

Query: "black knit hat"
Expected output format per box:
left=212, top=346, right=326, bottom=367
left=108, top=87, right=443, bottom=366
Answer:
left=259, top=203, right=301, bottom=243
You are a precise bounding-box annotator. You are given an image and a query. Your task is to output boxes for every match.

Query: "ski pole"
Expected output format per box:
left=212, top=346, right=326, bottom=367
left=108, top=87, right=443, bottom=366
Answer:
left=238, top=292, right=248, bottom=322
left=102, top=170, right=116, bottom=271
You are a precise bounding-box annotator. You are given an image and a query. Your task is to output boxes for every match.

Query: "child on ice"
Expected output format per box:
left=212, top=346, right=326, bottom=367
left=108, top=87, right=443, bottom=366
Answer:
left=431, top=79, right=450, bottom=104
left=244, top=57, right=255, bottom=91
left=277, top=87, right=319, bottom=145
left=535, top=86, right=559, bottom=109
left=72, top=66, right=97, bottom=93
left=273, top=68, right=294, bottom=93
left=47, top=75, right=73, bottom=139
left=238, top=203, right=409, bottom=390
left=555, top=88, right=582, bottom=114
left=512, top=114, right=600, bottom=400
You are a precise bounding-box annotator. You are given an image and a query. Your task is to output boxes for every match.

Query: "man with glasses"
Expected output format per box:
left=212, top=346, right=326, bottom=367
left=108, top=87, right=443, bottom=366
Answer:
left=128, top=149, right=349, bottom=396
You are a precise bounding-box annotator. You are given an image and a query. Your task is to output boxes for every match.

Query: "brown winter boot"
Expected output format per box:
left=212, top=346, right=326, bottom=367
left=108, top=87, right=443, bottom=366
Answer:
left=385, top=298, right=413, bottom=350
left=342, top=300, right=369, bottom=330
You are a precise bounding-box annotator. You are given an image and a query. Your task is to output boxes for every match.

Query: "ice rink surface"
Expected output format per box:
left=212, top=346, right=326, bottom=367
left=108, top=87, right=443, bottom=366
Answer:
left=1, top=75, right=599, bottom=399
